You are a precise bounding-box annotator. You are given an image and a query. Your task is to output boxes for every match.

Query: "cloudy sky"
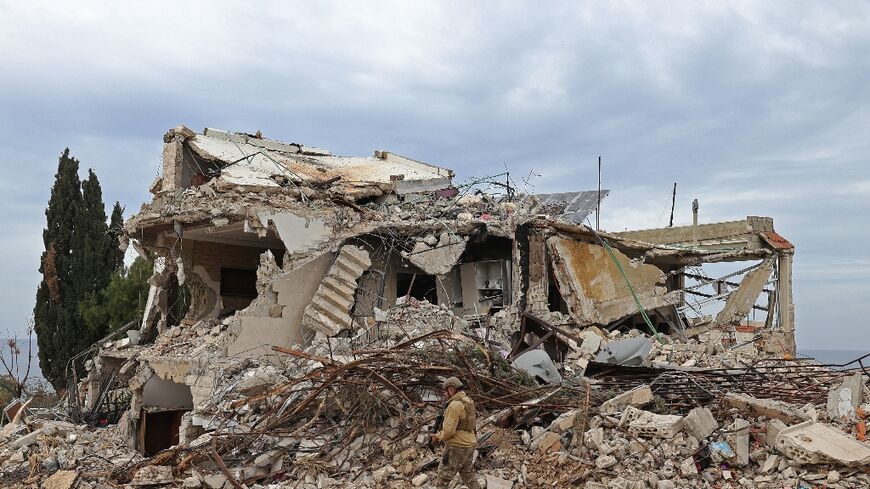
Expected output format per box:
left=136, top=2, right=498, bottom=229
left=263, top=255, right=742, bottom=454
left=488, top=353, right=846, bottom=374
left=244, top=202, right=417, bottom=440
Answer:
left=1, top=1, right=868, bottom=354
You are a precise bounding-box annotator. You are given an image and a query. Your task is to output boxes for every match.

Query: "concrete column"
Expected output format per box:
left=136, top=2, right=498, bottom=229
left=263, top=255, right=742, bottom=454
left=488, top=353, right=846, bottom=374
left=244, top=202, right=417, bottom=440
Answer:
left=777, top=252, right=796, bottom=354
left=525, top=230, right=549, bottom=312
left=161, top=138, right=184, bottom=191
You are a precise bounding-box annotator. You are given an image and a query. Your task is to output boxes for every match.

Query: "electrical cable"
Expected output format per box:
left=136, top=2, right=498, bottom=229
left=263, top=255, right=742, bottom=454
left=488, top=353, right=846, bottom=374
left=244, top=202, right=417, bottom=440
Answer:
left=584, top=226, right=664, bottom=344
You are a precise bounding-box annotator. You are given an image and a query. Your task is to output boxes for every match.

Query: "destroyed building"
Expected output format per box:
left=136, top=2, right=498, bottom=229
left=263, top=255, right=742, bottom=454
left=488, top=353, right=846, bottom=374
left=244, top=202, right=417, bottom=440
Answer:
left=2, top=126, right=867, bottom=489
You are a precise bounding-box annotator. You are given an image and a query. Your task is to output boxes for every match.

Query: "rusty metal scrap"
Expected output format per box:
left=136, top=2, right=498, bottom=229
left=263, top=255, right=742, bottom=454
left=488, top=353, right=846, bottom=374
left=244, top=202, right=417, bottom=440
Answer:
left=585, top=359, right=859, bottom=413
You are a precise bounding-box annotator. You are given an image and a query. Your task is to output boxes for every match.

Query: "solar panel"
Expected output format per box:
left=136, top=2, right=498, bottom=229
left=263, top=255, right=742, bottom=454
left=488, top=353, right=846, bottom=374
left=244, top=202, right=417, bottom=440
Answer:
left=534, top=189, right=610, bottom=223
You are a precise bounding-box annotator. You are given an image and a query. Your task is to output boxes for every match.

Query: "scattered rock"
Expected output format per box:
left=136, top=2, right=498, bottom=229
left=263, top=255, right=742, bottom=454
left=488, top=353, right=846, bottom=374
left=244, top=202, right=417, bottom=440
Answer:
left=683, top=407, right=717, bottom=439
left=42, top=470, right=79, bottom=489
left=131, top=466, right=174, bottom=486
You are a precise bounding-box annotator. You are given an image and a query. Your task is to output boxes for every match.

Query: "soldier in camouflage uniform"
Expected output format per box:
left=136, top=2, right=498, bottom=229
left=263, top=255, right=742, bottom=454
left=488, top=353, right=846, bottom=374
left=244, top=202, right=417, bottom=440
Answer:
left=429, top=377, right=481, bottom=489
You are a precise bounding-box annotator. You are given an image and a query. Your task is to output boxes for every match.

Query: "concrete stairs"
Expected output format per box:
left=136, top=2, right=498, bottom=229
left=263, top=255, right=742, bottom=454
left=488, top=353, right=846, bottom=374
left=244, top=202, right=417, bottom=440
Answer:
left=302, top=245, right=371, bottom=336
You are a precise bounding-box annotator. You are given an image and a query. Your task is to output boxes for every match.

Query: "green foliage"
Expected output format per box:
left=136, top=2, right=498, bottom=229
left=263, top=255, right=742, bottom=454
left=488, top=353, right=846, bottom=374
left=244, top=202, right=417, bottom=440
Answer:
left=108, top=202, right=126, bottom=271
left=74, top=169, right=112, bottom=296
left=80, top=257, right=153, bottom=334
left=33, top=150, right=124, bottom=389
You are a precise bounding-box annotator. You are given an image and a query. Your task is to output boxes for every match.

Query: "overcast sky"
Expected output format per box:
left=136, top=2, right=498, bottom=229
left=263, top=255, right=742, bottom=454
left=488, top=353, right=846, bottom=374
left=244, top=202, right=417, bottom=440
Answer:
left=1, top=1, right=868, bottom=354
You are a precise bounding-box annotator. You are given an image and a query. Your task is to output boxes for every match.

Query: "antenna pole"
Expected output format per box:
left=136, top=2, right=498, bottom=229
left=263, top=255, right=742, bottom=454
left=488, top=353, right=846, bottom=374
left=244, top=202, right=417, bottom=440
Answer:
left=596, top=156, right=601, bottom=230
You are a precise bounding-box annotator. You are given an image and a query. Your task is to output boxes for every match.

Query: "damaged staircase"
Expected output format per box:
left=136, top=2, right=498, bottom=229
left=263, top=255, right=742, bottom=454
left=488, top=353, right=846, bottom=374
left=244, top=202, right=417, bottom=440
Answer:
left=302, top=245, right=372, bottom=336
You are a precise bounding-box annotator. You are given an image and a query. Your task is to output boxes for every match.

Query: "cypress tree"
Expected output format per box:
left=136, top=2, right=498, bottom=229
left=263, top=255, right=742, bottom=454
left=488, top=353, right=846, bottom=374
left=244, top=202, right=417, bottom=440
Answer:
left=71, top=170, right=114, bottom=351
left=34, top=149, right=83, bottom=388
left=34, top=153, right=118, bottom=388
left=108, top=202, right=126, bottom=271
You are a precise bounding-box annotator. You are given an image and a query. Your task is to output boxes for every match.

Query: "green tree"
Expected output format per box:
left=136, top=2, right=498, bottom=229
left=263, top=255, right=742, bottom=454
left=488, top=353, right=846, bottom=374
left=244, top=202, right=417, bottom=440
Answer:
left=34, top=150, right=83, bottom=389
left=33, top=151, right=120, bottom=389
left=80, top=256, right=153, bottom=334
left=107, top=202, right=126, bottom=271
left=74, top=170, right=112, bottom=296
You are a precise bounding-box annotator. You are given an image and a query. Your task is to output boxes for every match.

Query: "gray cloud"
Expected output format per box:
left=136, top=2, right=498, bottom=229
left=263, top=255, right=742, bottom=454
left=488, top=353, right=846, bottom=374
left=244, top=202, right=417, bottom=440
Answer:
left=1, top=1, right=868, bottom=351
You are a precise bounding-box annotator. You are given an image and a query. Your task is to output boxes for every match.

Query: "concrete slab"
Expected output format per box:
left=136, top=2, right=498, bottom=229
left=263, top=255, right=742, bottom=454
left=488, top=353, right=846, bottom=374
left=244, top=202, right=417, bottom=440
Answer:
left=776, top=420, right=870, bottom=466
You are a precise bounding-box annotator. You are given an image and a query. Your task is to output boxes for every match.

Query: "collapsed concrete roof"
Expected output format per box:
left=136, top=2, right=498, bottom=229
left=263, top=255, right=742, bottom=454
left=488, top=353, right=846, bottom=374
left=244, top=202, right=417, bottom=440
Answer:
left=163, top=125, right=453, bottom=197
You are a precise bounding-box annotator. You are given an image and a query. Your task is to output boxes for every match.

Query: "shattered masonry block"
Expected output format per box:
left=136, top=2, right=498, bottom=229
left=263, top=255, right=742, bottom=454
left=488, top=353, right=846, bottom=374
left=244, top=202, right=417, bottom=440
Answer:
left=131, top=466, right=174, bottom=487
left=827, top=373, right=864, bottom=419
left=531, top=431, right=562, bottom=454
left=764, top=418, right=786, bottom=448
left=595, top=454, right=618, bottom=469
left=760, top=454, right=779, bottom=474
left=599, top=384, right=654, bottom=414
left=725, top=419, right=750, bottom=466
left=9, top=428, right=43, bottom=449
left=723, top=392, right=806, bottom=424
left=679, top=456, right=698, bottom=476
left=547, top=409, right=579, bottom=433
left=578, top=328, right=604, bottom=356
left=301, top=245, right=371, bottom=336
left=682, top=407, right=718, bottom=440
left=404, top=232, right=467, bottom=275
left=42, top=470, right=79, bottom=489
left=775, top=420, right=870, bottom=466
left=619, top=406, right=684, bottom=439
left=584, top=427, right=605, bottom=449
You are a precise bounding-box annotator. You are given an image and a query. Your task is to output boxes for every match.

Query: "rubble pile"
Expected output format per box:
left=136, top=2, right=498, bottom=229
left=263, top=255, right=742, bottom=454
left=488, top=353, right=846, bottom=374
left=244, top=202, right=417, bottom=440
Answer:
left=0, top=419, right=143, bottom=487
left=3, top=126, right=868, bottom=488
left=3, top=333, right=868, bottom=488
left=371, top=300, right=469, bottom=341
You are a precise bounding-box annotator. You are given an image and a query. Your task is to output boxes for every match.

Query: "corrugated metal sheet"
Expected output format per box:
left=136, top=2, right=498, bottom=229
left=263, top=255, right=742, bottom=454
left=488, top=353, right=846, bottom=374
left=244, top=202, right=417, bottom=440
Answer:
left=535, top=190, right=609, bottom=223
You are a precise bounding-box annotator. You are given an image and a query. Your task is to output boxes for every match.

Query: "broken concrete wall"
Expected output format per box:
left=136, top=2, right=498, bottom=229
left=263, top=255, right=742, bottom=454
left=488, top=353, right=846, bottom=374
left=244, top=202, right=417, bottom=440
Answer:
left=137, top=363, right=195, bottom=456
left=714, top=258, right=774, bottom=327
left=379, top=248, right=407, bottom=308
left=140, top=256, right=171, bottom=335
left=348, top=234, right=480, bottom=319
left=179, top=239, right=280, bottom=315
left=227, top=252, right=335, bottom=361
left=548, top=236, right=680, bottom=326
left=142, top=376, right=194, bottom=410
